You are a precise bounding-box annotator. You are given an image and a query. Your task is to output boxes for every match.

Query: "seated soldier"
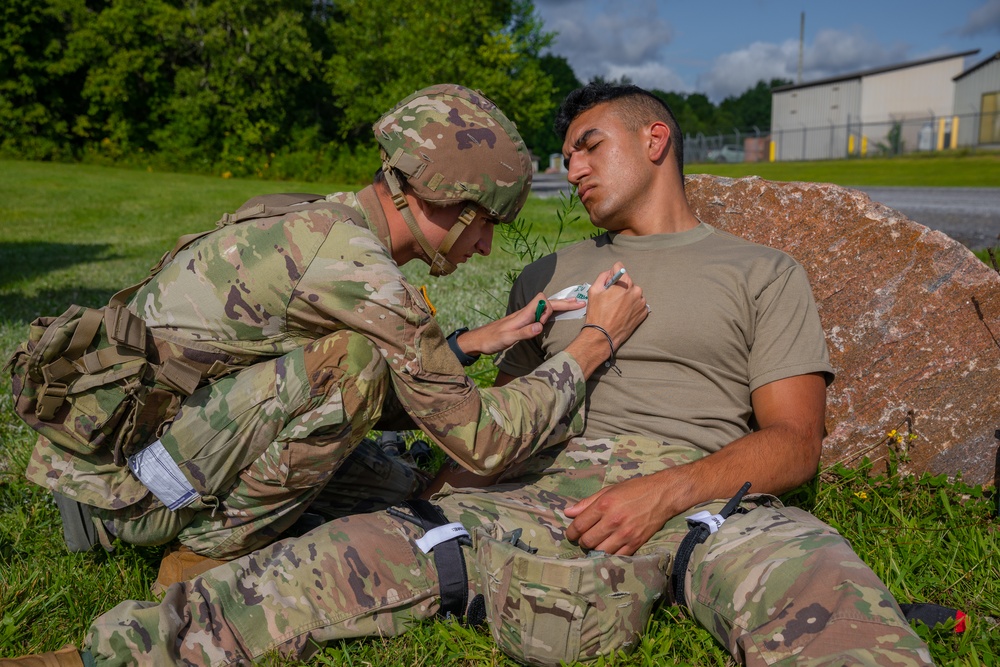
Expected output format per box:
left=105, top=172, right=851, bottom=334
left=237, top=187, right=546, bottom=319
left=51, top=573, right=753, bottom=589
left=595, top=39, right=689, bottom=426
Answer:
left=3, top=83, right=931, bottom=667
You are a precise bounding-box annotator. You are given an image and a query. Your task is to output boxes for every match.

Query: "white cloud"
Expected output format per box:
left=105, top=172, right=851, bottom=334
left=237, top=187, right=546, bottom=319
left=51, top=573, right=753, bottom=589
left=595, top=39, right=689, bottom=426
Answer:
left=698, top=41, right=799, bottom=101
left=699, top=28, right=910, bottom=101
left=605, top=62, right=690, bottom=92
left=537, top=0, right=673, bottom=83
left=806, top=29, right=909, bottom=77
left=958, top=0, right=1000, bottom=36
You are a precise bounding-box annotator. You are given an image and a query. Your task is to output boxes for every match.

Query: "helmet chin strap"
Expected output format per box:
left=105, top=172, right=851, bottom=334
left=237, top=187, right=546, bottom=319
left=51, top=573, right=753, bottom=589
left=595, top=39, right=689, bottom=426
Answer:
left=382, top=163, right=477, bottom=277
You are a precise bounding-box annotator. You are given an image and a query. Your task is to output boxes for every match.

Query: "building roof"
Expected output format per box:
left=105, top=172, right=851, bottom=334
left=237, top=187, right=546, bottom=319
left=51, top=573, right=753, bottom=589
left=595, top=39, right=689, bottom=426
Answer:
left=773, top=50, right=980, bottom=93
left=954, top=51, right=1000, bottom=81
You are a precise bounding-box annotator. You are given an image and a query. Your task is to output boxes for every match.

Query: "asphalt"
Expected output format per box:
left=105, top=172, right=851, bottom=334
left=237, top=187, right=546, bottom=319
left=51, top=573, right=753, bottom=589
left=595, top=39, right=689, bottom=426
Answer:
left=854, top=187, right=1000, bottom=252
left=531, top=174, right=1000, bottom=252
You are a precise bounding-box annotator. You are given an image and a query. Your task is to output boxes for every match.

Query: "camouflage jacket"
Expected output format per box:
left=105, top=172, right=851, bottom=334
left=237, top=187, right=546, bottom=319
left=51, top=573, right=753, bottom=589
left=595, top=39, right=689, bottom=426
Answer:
left=27, top=185, right=585, bottom=507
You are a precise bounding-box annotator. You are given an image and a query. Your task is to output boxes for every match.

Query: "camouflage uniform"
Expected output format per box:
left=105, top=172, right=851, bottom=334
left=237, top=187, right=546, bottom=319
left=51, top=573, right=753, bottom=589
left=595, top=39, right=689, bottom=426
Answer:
left=81, top=227, right=933, bottom=666
left=25, top=86, right=584, bottom=560
left=84, top=436, right=932, bottom=666
left=29, top=83, right=933, bottom=665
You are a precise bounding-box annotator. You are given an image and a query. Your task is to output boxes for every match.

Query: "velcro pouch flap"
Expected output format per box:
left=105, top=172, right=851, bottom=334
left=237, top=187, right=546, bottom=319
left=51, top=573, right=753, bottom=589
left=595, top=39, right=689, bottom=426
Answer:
left=472, top=525, right=670, bottom=667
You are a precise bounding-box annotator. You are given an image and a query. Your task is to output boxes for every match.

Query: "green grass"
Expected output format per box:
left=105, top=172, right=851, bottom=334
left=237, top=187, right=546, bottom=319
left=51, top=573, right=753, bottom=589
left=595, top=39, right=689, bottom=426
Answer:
left=688, top=151, right=1000, bottom=187
left=1, top=159, right=998, bottom=666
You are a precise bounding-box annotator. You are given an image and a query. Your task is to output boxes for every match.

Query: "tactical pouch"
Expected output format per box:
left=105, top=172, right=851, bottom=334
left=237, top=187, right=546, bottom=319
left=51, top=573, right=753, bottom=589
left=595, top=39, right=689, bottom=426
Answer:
left=6, top=303, right=186, bottom=465
left=5, top=192, right=353, bottom=470
left=472, top=525, right=670, bottom=667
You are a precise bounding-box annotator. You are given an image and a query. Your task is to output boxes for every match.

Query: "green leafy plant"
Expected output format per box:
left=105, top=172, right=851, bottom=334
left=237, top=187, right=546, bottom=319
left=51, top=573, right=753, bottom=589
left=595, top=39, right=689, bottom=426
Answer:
left=499, top=188, right=582, bottom=289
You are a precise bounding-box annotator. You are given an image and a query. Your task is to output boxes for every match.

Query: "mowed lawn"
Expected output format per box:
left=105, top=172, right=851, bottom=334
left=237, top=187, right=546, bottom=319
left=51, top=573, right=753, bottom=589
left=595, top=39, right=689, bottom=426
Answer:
left=0, top=158, right=997, bottom=666
left=691, top=151, right=1000, bottom=187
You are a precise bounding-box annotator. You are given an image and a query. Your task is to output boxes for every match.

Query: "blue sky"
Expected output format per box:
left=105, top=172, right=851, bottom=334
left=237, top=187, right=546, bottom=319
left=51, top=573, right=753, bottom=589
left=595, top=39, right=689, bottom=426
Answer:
left=533, top=0, right=1000, bottom=101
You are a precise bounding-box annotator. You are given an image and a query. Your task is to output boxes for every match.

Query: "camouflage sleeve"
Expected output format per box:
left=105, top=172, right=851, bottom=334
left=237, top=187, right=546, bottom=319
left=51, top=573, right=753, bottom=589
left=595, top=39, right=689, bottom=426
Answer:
left=286, top=222, right=585, bottom=474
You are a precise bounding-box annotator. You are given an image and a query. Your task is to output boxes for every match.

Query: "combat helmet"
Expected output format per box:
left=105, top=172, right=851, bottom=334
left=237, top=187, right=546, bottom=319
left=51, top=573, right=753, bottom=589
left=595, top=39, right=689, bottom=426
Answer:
left=374, top=84, right=532, bottom=276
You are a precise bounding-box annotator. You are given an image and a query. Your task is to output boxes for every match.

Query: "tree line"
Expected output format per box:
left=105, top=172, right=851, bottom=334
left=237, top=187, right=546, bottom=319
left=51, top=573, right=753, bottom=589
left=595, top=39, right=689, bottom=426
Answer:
left=1, top=0, right=787, bottom=181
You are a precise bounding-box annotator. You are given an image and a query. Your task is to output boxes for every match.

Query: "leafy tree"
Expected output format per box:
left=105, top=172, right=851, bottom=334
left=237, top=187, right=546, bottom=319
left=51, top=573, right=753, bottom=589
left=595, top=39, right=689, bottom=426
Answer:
left=0, top=0, right=561, bottom=182
left=718, top=78, right=791, bottom=132
left=646, top=79, right=791, bottom=138
left=66, top=0, right=176, bottom=155
left=0, top=0, right=92, bottom=158
left=151, top=0, right=325, bottom=174
left=325, top=0, right=555, bottom=146
left=522, top=54, right=581, bottom=158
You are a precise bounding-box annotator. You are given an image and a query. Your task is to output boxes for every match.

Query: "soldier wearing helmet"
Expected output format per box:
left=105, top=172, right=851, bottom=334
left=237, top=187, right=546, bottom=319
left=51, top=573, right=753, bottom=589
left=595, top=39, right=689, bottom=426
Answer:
left=374, top=84, right=533, bottom=276
left=21, top=84, right=649, bottom=577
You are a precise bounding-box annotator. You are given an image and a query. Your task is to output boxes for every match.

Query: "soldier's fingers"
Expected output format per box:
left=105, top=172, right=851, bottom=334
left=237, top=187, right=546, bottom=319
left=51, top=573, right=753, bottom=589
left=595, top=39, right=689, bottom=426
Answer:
left=510, top=323, right=542, bottom=342
left=564, top=487, right=607, bottom=518
left=593, top=534, right=630, bottom=557
left=590, top=267, right=615, bottom=293
left=547, top=298, right=585, bottom=312
left=575, top=519, right=620, bottom=552
left=612, top=541, right=639, bottom=557
left=565, top=507, right=605, bottom=544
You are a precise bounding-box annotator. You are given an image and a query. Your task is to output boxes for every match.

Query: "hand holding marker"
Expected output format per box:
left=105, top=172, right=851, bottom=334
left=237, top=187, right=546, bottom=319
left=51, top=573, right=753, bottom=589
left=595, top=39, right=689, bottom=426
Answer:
left=535, top=266, right=630, bottom=324
left=604, top=267, right=626, bottom=288
left=603, top=266, right=648, bottom=314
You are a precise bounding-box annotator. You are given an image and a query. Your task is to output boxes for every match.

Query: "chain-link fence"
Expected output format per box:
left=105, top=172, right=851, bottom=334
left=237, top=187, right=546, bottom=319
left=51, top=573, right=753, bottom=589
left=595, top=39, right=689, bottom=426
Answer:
left=683, top=109, right=1000, bottom=164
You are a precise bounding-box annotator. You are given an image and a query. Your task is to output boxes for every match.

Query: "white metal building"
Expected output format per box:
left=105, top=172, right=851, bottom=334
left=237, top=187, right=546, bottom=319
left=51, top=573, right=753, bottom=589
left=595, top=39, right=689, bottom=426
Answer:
left=953, top=51, right=1000, bottom=148
left=770, top=50, right=978, bottom=161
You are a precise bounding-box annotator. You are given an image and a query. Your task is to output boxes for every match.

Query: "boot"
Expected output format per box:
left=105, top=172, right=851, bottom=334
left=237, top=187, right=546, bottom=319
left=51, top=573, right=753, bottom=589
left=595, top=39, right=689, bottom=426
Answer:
left=152, top=543, right=231, bottom=596
left=0, top=645, right=84, bottom=666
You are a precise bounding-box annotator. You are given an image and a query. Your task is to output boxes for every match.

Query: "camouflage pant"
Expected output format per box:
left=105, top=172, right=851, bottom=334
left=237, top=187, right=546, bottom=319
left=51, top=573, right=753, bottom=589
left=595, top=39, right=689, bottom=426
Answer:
left=95, top=331, right=425, bottom=559
left=86, top=437, right=932, bottom=666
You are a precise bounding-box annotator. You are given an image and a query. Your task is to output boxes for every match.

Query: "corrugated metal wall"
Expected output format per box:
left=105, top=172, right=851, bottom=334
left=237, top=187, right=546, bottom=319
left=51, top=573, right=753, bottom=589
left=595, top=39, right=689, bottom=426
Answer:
left=954, top=57, right=1000, bottom=146
left=771, top=80, right=861, bottom=160
left=770, top=55, right=978, bottom=160
left=859, top=57, right=966, bottom=153
left=860, top=58, right=964, bottom=121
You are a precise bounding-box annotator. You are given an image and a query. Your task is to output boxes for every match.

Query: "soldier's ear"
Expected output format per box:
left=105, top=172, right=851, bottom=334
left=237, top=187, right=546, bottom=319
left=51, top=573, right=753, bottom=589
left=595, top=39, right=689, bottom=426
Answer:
left=648, top=122, right=671, bottom=163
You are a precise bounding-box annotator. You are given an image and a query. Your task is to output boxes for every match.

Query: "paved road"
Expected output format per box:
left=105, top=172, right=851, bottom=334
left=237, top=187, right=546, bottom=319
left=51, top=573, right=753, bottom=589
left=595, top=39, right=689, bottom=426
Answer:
left=532, top=174, right=1000, bottom=251
left=853, top=187, right=1000, bottom=251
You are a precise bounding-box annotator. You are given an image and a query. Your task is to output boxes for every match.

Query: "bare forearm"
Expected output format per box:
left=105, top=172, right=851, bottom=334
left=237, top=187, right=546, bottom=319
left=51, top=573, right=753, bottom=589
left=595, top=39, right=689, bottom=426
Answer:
left=649, top=423, right=821, bottom=519
left=564, top=373, right=827, bottom=555
left=563, top=327, right=621, bottom=378
left=651, top=374, right=825, bottom=517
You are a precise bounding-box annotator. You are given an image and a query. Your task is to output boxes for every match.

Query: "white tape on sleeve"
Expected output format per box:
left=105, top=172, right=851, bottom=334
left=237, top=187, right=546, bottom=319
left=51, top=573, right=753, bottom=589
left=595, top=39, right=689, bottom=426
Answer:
left=414, top=523, right=469, bottom=554
left=686, top=510, right=726, bottom=534
left=128, top=439, right=200, bottom=512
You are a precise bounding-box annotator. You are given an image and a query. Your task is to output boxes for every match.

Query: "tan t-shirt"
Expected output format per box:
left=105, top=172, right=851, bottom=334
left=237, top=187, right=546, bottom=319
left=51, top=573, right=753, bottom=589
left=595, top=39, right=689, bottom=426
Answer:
left=497, top=223, right=834, bottom=454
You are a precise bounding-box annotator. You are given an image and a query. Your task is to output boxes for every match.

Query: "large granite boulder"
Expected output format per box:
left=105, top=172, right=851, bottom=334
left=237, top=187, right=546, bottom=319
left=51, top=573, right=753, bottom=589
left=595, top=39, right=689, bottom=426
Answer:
left=686, top=174, right=1000, bottom=487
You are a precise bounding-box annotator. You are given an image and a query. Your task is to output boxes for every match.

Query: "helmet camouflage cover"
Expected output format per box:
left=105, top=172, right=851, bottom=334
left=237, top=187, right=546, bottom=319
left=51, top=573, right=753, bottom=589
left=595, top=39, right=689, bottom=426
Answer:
left=373, top=84, right=532, bottom=224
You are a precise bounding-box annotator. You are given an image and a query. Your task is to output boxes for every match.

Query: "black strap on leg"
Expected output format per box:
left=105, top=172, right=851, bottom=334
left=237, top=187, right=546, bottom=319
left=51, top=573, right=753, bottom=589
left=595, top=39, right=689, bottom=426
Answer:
left=672, top=482, right=751, bottom=610
left=390, top=498, right=471, bottom=621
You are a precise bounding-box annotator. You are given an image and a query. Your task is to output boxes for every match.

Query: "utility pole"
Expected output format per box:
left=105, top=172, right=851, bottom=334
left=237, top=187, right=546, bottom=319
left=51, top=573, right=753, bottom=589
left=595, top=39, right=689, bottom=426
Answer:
left=797, top=12, right=805, bottom=84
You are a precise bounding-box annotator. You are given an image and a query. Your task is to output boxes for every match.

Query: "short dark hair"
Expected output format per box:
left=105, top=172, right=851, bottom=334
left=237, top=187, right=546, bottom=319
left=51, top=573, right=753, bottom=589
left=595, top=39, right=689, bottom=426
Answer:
left=554, top=82, right=684, bottom=177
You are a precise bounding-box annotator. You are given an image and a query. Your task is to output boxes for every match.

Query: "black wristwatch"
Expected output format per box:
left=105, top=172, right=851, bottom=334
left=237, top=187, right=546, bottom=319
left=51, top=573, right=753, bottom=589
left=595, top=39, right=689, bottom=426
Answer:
left=446, top=327, right=480, bottom=367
